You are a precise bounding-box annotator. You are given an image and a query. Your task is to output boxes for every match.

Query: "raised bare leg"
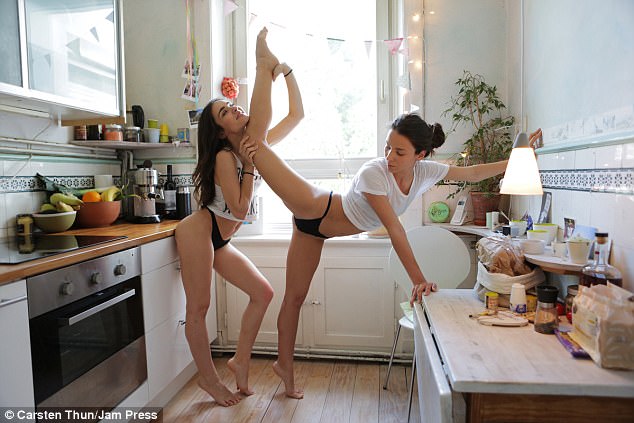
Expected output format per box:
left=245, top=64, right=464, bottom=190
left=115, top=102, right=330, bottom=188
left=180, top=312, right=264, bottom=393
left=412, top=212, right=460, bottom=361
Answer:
left=175, top=211, right=241, bottom=406
left=273, top=228, right=325, bottom=398
left=215, top=245, right=274, bottom=396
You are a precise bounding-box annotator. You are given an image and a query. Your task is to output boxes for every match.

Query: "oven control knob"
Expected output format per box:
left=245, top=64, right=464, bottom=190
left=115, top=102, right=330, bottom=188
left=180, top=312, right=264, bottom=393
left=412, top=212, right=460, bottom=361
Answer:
left=114, top=264, right=127, bottom=276
left=60, top=282, right=74, bottom=296
left=90, top=272, right=103, bottom=285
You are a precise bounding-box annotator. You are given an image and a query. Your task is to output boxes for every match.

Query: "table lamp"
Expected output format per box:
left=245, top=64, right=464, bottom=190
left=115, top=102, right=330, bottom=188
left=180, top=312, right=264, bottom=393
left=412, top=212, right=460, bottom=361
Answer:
left=500, top=132, right=543, bottom=195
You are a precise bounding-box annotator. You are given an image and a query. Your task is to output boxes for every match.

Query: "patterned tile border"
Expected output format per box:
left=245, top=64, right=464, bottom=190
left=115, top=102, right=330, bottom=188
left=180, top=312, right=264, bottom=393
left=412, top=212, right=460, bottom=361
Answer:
left=0, top=175, right=193, bottom=194
left=541, top=168, right=634, bottom=194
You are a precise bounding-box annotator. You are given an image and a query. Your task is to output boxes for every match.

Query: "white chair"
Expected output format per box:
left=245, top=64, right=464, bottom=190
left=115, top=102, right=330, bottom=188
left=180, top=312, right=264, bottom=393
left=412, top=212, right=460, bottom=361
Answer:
left=383, top=226, right=471, bottom=423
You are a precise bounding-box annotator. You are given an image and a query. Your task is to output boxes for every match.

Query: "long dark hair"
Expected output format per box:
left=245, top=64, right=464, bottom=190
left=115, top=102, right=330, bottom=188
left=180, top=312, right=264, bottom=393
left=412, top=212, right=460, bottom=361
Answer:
left=391, top=113, right=445, bottom=158
left=193, top=99, right=231, bottom=206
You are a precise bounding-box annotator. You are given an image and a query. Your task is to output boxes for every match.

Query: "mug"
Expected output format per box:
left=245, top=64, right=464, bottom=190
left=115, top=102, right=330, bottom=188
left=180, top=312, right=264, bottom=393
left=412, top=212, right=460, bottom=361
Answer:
left=567, top=240, right=591, bottom=264
left=552, top=241, right=567, bottom=258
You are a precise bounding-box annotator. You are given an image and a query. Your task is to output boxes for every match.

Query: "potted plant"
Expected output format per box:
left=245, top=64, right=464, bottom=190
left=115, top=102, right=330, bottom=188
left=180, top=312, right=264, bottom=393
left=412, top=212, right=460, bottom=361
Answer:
left=442, top=70, right=515, bottom=226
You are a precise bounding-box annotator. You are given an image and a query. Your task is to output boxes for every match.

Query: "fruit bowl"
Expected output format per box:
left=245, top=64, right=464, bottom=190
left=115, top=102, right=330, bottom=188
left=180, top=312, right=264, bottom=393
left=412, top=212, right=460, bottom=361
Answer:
left=76, top=201, right=121, bottom=228
left=32, top=211, right=76, bottom=233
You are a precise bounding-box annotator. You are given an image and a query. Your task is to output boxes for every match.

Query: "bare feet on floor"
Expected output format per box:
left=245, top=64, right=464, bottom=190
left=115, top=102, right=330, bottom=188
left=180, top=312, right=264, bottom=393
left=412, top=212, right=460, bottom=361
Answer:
left=227, top=357, right=254, bottom=396
left=255, top=27, right=279, bottom=72
left=273, top=361, right=304, bottom=399
left=197, top=377, right=241, bottom=406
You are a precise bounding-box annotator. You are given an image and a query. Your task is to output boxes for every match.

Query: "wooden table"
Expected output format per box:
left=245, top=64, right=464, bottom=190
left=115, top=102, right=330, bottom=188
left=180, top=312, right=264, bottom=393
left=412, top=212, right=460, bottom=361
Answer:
left=415, top=289, right=634, bottom=423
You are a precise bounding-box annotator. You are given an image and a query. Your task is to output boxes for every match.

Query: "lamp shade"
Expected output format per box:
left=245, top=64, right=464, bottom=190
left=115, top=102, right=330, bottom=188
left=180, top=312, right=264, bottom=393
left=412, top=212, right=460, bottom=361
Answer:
left=500, top=132, right=543, bottom=195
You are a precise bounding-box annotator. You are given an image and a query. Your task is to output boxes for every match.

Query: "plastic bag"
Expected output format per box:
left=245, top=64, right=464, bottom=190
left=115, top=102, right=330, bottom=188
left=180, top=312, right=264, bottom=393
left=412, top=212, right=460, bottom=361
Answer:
left=569, top=283, right=634, bottom=370
left=477, top=236, right=533, bottom=277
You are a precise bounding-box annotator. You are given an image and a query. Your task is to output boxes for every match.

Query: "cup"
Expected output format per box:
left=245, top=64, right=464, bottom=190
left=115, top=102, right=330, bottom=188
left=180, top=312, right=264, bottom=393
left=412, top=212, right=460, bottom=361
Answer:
left=509, top=283, right=527, bottom=313
left=567, top=240, right=592, bottom=264
left=486, top=212, right=493, bottom=230
left=533, top=223, right=558, bottom=245
left=510, top=220, right=527, bottom=236
left=552, top=241, right=567, bottom=259
left=491, top=211, right=499, bottom=228
left=147, top=119, right=159, bottom=129
left=145, top=128, right=160, bottom=143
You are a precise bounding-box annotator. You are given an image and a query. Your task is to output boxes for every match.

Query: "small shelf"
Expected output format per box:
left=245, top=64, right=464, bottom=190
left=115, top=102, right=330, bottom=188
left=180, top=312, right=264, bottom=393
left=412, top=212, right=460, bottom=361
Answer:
left=70, top=140, right=195, bottom=150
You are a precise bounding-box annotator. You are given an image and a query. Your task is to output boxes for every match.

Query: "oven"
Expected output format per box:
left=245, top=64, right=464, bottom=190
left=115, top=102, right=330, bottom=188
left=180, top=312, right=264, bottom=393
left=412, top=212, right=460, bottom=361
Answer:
left=26, top=247, right=146, bottom=419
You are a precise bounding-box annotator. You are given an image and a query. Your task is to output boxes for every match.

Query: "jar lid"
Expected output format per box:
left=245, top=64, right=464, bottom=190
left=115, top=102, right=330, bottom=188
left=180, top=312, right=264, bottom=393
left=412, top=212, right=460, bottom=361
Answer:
left=567, top=284, right=578, bottom=296
left=124, top=126, right=141, bottom=131
left=536, top=285, right=558, bottom=303
left=105, top=124, right=123, bottom=130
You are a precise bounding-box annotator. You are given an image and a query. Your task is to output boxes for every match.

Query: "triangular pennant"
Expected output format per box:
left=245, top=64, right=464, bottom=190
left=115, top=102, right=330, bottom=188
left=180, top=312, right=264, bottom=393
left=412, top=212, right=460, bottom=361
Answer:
left=327, top=38, right=344, bottom=56
left=44, top=53, right=51, bottom=67
left=224, top=0, right=238, bottom=16
left=248, top=13, right=258, bottom=28
left=66, top=38, right=80, bottom=56
left=364, top=40, right=373, bottom=59
left=383, top=38, right=403, bottom=55
left=90, top=27, right=99, bottom=42
left=105, top=11, right=114, bottom=23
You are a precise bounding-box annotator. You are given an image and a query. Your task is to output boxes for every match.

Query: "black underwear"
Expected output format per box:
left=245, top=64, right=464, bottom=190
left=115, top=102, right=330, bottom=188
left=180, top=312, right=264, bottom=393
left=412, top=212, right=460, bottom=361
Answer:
left=207, top=208, right=231, bottom=250
left=293, top=191, right=333, bottom=239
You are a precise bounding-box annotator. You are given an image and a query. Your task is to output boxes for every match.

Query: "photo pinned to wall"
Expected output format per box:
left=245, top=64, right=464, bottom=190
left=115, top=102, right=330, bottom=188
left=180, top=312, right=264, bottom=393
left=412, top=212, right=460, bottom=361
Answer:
left=537, top=191, right=552, bottom=224
left=187, top=108, right=203, bottom=129
left=182, top=59, right=200, bottom=80
left=181, top=78, right=202, bottom=102
left=563, top=217, right=575, bottom=241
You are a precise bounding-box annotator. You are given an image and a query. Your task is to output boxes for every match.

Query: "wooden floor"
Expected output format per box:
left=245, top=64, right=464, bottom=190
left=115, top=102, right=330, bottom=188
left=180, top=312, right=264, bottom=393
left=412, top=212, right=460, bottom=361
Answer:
left=160, top=355, right=418, bottom=423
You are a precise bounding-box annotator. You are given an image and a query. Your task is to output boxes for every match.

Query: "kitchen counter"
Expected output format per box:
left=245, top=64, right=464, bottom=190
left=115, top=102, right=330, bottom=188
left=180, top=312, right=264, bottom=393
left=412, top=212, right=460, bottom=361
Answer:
left=0, top=220, right=179, bottom=285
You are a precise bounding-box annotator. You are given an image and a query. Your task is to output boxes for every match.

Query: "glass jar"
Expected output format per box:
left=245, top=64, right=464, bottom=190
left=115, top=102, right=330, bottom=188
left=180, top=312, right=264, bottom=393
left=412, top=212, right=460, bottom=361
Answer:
left=124, top=126, right=141, bottom=142
left=534, top=285, right=559, bottom=334
left=579, top=232, right=622, bottom=287
left=103, top=124, right=123, bottom=141
left=485, top=292, right=498, bottom=311
left=564, top=284, right=578, bottom=323
left=73, top=125, right=87, bottom=140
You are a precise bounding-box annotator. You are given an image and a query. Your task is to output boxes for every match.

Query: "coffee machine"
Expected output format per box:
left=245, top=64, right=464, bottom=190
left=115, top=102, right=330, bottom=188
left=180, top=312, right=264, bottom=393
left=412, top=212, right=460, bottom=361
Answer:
left=124, top=160, right=161, bottom=223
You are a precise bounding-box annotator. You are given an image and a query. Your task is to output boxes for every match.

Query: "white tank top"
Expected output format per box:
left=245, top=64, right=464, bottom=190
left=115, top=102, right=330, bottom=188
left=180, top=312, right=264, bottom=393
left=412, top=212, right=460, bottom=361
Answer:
left=207, top=153, right=261, bottom=222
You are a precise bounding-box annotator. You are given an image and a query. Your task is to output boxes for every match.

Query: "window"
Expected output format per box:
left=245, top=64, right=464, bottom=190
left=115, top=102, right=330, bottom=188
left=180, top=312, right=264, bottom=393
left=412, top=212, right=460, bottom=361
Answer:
left=232, top=0, right=416, bottom=232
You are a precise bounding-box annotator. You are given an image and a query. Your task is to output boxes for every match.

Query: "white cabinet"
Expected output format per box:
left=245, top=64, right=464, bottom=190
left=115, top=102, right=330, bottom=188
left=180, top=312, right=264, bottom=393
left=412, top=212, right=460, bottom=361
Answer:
left=0, top=0, right=125, bottom=123
left=0, top=280, right=35, bottom=409
left=219, top=237, right=394, bottom=355
left=140, top=237, right=217, bottom=403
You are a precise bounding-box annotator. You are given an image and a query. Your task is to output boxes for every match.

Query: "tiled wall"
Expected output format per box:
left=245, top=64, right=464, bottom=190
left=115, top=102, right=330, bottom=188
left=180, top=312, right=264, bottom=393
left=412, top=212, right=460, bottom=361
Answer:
left=514, top=141, right=634, bottom=292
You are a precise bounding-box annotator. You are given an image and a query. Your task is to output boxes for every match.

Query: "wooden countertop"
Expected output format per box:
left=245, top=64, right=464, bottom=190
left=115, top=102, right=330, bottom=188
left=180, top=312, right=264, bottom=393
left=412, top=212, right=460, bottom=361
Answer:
left=0, top=220, right=179, bottom=285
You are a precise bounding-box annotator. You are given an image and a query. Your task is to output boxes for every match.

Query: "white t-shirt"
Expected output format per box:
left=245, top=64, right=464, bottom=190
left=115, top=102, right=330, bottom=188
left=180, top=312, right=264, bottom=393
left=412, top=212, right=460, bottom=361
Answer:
left=207, top=154, right=261, bottom=222
left=342, top=157, right=449, bottom=231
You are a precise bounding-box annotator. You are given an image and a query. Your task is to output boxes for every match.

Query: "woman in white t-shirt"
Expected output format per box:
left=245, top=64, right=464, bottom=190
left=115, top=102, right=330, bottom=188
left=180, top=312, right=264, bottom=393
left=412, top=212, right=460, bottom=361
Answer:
left=174, top=28, right=304, bottom=406
left=240, top=111, right=541, bottom=399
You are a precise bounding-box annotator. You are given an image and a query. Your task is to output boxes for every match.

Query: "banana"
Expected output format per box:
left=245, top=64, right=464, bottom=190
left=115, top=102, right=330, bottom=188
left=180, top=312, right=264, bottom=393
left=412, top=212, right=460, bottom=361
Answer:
left=101, top=186, right=121, bottom=202
left=55, top=201, right=74, bottom=213
left=50, top=192, right=83, bottom=206
left=39, top=203, right=58, bottom=214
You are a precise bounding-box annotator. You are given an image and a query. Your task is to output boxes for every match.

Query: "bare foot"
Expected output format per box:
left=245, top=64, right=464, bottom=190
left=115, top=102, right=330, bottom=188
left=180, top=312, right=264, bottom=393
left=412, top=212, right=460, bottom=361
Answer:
left=273, top=361, right=304, bottom=399
left=255, top=27, right=279, bottom=72
left=227, top=357, right=254, bottom=396
left=197, top=377, right=241, bottom=406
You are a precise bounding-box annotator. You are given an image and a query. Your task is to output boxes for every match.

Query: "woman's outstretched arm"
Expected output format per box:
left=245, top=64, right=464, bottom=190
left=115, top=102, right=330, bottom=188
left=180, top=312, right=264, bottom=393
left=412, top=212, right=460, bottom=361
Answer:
left=267, top=63, right=304, bottom=146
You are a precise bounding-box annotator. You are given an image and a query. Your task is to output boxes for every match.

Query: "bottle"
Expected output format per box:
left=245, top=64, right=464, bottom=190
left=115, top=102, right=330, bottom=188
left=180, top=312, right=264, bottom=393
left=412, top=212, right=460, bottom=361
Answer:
left=564, top=284, right=578, bottom=323
left=176, top=185, right=192, bottom=219
left=163, top=165, right=177, bottom=218
left=534, top=285, right=559, bottom=334
left=579, top=232, right=622, bottom=287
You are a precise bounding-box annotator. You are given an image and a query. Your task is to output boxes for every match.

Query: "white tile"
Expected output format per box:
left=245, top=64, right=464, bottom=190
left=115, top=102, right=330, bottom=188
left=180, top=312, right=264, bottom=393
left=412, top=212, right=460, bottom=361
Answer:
left=0, top=194, right=7, bottom=232
left=4, top=159, right=34, bottom=177
left=550, top=190, right=570, bottom=227
left=537, top=152, right=558, bottom=170
left=566, top=191, right=591, bottom=225
left=556, top=151, right=575, bottom=170
left=613, top=194, right=634, bottom=250
left=594, top=144, right=622, bottom=169
left=623, top=143, right=634, bottom=168
left=574, top=148, right=595, bottom=170
left=588, top=192, right=617, bottom=236
left=610, top=245, right=633, bottom=292
left=5, top=192, right=38, bottom=232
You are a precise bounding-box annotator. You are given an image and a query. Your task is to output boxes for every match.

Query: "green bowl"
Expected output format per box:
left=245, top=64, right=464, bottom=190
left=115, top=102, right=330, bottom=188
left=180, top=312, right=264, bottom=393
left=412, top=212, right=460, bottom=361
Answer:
left=32, top=211, right=76, bottom=233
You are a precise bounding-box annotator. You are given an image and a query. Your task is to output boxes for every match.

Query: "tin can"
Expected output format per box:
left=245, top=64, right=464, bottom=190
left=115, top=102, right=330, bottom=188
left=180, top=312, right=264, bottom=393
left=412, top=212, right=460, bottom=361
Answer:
left=485, top=292, right=499, bottom=311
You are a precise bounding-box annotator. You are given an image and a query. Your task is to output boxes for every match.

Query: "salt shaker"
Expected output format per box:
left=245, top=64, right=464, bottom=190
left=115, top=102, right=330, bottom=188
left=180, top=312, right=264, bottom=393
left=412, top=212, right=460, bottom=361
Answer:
left=534, top=285, right=559, bottom=334
left=509, top=283, right=527, bottom=313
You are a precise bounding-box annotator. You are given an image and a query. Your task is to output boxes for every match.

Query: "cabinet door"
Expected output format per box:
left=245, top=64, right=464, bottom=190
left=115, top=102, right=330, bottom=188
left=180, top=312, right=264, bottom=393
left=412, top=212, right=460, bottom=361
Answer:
left=142, top=260, right=185, bottom=333
left=312, top=256, right=394, bottom=349
left=0, top=280, right=35, bottom=409
left=0, top=0, right=23, bottom=87
left=24, top=0, right=121, bottom=115
left=224, top=256, right=306, bottom=345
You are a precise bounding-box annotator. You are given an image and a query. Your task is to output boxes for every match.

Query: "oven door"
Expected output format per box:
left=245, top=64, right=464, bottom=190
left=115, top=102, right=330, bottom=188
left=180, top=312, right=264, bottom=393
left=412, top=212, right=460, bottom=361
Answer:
left=29, top=277, right=146, bottom=411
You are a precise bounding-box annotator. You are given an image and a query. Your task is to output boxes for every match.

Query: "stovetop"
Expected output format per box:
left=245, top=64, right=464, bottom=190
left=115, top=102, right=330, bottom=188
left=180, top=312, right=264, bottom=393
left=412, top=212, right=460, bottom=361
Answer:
left=0, top=234, right=127, bottom=264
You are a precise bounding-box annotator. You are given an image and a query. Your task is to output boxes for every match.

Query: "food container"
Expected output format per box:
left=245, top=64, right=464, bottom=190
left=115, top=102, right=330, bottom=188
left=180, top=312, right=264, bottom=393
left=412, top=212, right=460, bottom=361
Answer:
left=124, top=126, right=141, bottom=142
left=74, top=125, right=87, bottom=140
left=103, top=124, right=124, bottom=141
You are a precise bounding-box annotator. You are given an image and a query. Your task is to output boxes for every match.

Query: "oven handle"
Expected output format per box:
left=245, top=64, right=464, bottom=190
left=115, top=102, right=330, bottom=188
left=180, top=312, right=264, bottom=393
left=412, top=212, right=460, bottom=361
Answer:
left=60, top=289, right=136, bottom=326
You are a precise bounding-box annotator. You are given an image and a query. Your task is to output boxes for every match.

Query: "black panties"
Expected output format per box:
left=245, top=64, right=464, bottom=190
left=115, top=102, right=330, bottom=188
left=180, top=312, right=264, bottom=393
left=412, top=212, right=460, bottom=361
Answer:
left=293, top=191, right=333, bottom=239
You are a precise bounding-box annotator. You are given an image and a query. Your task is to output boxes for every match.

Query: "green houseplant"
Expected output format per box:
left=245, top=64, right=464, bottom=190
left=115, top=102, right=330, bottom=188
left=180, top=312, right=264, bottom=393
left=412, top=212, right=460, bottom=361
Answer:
left=442, top=70, right=515, bottom=225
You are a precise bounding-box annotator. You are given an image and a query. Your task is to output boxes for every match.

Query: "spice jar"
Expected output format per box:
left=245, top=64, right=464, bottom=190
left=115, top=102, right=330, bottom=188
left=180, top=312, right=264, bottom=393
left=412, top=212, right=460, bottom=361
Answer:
left=485, top=292, right=498, bottom=312
left=124, top=126, right=141, bottom=142
left=73, top=125, right=87, bottom=140
left=534, top=285, right=559, bottom=334
left=103, top=124, right=123, bottom=141
left=564, top=284, right=578, bottom=323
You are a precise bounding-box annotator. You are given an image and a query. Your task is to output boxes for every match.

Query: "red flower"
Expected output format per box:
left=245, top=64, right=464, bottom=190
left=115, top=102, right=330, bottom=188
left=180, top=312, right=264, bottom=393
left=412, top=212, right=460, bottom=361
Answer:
left=221, top=77, right=239, bottom=99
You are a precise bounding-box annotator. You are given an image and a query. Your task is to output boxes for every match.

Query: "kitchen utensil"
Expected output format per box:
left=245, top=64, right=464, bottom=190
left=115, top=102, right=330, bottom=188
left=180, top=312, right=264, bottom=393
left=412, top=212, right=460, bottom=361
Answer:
left=32, top=211, right=76, bottom=233
left=76, top=201, right=121, bottom=227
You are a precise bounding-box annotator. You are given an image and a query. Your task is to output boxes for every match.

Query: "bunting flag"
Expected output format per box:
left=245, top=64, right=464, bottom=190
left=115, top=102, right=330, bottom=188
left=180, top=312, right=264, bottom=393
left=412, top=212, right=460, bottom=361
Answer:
left=105, top=11, right=114, bottom=23
left=364, top=40, right=374, bottom=59
left=224, top=0, right=239, bottom=16
left=90, top=27, right=99, bottom=42
left=66, top=38, right=80, bottom=56
left=384, top=38, right=403, bottom=55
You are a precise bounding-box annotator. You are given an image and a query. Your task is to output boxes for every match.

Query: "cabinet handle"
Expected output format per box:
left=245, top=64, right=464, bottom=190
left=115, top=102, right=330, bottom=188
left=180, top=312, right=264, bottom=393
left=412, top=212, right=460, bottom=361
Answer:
left=0, top=295, right=27, bottom=308
left=310, top=300, right=321, bottom=305
left=178, top=319, right=186, bottom=326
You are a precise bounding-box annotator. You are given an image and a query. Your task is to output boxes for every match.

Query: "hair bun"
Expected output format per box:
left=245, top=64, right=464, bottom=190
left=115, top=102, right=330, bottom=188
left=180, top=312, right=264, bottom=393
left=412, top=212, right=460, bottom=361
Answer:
left=431, top=123, right=446, bottom=149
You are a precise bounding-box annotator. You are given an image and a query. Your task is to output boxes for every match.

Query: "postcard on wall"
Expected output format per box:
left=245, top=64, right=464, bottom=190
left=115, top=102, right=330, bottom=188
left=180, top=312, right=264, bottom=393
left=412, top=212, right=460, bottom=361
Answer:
left=187, top=108, right=203, bottom=129
left=563, top=217, right=575, bottom=241
left=181, top=79, right=202, bottom=102
left=182, top=59, right=201, bottom=80
left=537, top=191, right=552, bottom=224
